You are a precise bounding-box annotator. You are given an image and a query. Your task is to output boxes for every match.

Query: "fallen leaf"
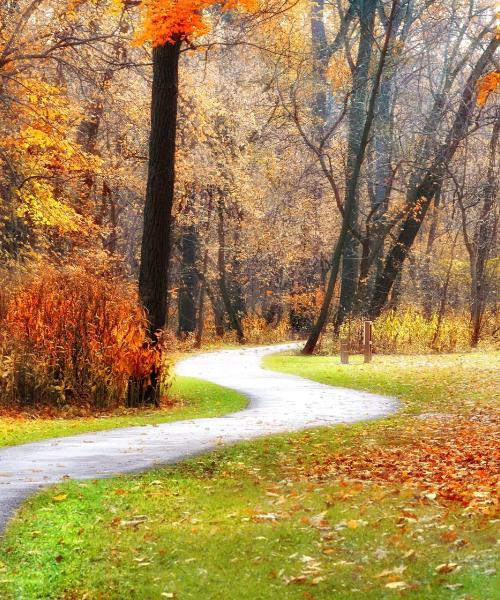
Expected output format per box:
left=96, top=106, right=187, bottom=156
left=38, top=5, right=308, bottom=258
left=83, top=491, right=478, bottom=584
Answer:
left=385, top=581, right=407, bottom=590
left=435, top=563, right=459, bottom=574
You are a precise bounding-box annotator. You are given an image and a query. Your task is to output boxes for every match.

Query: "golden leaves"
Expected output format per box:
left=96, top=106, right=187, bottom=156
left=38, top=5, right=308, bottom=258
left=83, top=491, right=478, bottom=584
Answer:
left=52, top=493, right=68, bottom=502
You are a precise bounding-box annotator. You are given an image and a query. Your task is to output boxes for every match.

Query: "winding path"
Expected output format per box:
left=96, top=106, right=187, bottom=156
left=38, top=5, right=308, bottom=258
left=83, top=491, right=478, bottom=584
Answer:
left=0, top=344, right=398, bottom=532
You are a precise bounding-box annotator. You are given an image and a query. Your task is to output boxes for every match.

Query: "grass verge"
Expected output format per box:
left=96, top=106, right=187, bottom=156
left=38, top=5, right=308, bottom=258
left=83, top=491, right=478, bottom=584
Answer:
left=0, top=352, right=498, bottom=599
left=0, top=375, right=247, bottom=447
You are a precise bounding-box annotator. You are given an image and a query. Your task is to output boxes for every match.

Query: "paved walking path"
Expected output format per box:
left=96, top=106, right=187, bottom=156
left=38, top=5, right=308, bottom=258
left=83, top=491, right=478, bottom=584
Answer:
left=0, top=343, right=398, bottom=532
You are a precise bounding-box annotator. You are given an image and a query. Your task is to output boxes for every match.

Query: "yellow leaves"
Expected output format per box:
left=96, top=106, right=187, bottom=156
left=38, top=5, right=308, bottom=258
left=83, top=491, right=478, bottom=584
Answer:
left=346, top=518, right=361, bottom=529
left=16, top=185, right=82, bottom=233
left=52, top=493, right=68, bottom=502
left=376, top=565, right=407, bottom=579
left=1, top=74, right=100, bottom=235
left=385, top=581, right=408, bottom=590
left=18, top=78, right=72, bottom=124
left=477, top=71, right=500, bottom=106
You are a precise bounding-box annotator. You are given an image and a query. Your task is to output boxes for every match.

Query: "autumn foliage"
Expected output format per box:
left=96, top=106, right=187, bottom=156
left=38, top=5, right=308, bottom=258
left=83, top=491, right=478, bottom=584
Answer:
left=476, top=70, right=500, bottom=106
left=308, top=413, right=499, bottom=515
left=134, top=0, right=258, bottom=46
left=0, top=262, right=162, bottom=410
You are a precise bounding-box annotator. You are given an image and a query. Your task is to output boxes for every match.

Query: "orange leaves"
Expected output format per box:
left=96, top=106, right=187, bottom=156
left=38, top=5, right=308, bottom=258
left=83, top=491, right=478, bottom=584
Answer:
left=308, top=413, right=499, bottom=514
left=135, top=0, right=210, bottom=45
left=130, top=0, right=258, bottom=47
left=1, top=260, right=163, bottom=408
left=477, top=71, right=500, bottom=106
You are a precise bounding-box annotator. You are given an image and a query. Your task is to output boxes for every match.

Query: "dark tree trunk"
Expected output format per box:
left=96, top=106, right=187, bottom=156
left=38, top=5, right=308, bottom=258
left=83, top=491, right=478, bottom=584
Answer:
left=421, top=188, right=441, bottom=318
left=334, top=0, right=377, bottom=331
left=310, top=0, right=330, bottom=126
left=217, top=196, right=245, bottom=342
left=228, top=208, right=246, bottom=322
left=194, top=195, right=214, bottom=348
left=194, top=246, right=209, bottom=348
left=303, top=0, right=396, bottom=354
left=130, top=40, right=181, bottom=406
left=139, top=40, right=181, bottom=337
left=206, top=284, right=226, bottom=337
left=431, top=234, right=458, bottom=348
left=178, top=224, right=198, bottom=337
left=469, top=118, right=499, bottom=346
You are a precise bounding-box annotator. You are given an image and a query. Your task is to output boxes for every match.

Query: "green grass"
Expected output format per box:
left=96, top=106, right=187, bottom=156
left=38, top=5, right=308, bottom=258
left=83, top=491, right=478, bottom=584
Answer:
left=0, top=376, right=247, bottom=447
left=0, top=352, right=498, bottom=599
left=263, top=351, right=499, bottom=413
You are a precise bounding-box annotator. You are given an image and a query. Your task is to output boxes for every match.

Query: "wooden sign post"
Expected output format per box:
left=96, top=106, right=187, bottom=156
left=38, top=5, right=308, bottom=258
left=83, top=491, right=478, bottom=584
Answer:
left=363, top=320, right=373, bottom=363
left=340, top=339, right=349, bottom=364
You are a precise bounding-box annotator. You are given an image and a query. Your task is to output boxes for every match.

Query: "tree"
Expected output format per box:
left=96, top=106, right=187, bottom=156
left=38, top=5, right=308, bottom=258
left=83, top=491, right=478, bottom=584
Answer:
left=368, top=34, right=499, bottom=320
left=302, top=0, right=397, bottom=354
left=125, top=0, right=258, bottom=401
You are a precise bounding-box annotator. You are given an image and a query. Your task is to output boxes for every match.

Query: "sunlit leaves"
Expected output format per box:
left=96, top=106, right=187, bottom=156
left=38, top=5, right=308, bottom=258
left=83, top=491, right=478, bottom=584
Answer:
left=477, top=71, right=500, bottom=106
left=128, top=0, right=258, bottom=46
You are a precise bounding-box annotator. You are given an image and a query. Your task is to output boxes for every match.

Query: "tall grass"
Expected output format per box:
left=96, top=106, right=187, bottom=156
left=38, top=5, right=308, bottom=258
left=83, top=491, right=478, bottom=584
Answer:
left=0, top=263, right=162, bottom=410
left=188, top=305, right=498, bottom=354
left=323, top=307, right=498, bottom=355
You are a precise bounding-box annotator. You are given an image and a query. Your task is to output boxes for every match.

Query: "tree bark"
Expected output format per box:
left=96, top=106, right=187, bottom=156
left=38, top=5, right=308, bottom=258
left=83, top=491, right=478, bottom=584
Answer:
left=303, top=0, right=396, bottom=354
left=139, top=40, right=181, bottom=337
left=178, top=224, right=198, bottom=336
left=130, top=40, right=181, bottom=406
left=334, top=0, right=377, bottom=331
left=216, top=195, right=245, bottom=343
left=469, top=118, right=499, bottom=346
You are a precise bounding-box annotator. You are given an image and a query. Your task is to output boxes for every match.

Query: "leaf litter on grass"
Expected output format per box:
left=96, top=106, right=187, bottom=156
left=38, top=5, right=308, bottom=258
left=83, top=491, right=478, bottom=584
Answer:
left=308, top=411, right=499, bottom=515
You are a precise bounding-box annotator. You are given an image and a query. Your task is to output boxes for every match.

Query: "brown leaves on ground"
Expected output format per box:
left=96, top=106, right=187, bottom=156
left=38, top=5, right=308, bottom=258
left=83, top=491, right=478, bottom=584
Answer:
left=309, top=412, right=499, bottom=514
left=0, top=397, right=179, bottom=421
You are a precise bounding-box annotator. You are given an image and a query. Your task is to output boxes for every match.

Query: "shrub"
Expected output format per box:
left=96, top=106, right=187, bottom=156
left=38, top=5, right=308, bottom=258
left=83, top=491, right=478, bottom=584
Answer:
left=0, top=263, right=162, bottom=410
left=321, top=307, right=498, bottom=355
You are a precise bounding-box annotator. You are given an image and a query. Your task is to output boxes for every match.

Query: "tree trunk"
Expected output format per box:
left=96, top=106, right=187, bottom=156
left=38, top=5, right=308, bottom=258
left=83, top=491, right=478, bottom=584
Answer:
left=470, top=118, right=499, bottom=346
left=310, top=0, right=330, bottom=127
left=216, top=195, right=245, bottom=343
left=131, top=40, right=181, bottom=406
left=76, top=68, right=113, bottom=211
left=303, top=0, right=396, bottom=354
left=206, top=284, right=226, bottom=337
left=431, top=234, right=457, bottom=349
left=334, top=0, right=377, bottom=331
left=139, top=40, right=181, bottom=336
left=194, top=247, right=209, bottom=348
left=178, top=224, right=198, bottom=337
left=421, top=188, right=441, bottom=318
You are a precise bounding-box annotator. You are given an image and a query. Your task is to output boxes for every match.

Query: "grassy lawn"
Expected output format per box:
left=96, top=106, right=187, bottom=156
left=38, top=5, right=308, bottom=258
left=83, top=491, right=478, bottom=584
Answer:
left=0, top=376, right=247, bottom=447
left=263, top=351, right=498, bottom=414
left=0, top=352, right=498, bottom=599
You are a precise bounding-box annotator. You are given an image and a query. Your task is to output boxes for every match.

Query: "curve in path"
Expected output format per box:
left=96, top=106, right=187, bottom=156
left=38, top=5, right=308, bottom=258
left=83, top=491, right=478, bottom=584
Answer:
left=0, top=343, right=398, bottom=532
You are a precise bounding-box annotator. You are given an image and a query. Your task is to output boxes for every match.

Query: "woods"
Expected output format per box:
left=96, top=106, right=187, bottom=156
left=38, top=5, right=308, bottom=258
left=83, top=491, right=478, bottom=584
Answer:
left=0, top=0, right=498, bottom=403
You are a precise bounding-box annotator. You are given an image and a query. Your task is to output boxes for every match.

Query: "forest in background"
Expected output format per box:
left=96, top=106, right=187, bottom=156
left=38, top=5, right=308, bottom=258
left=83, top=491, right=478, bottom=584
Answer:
left=0, top=0, right=498, bottom=411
